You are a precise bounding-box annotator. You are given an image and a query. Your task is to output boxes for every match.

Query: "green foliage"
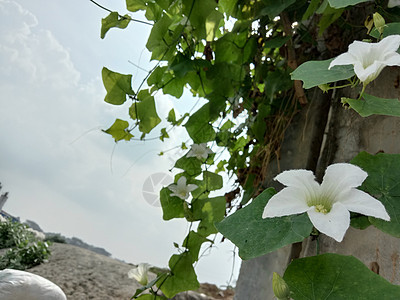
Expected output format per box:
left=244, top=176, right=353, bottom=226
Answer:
left=284, top=254, right=400, bottom=299
left=126, top=0, right=147, bottom=12
left=352, top=152, right=400, bottom=238
left=0, top=241, right=51, bottom=270
left=160, top=187, right=185, bottom=220
left=158, top=252, right=200, bottom=298
left=101, top=12, right=130, bottom=39
left=102, top=67, right=134, bottom=105
left=343, top=94, right=400, bottom=117
left=103, top=119, right=133, bottom=142
left=216, top=189, right=313, bottom=260
left=174, top=156, right=202, bottom=177
left=328, top=0, right=370, bottom=8
left=183, top=231, right=210, bottom=263
left=192, top=196, right=225, bottom=237
left=261, top=0, right=296, bottom=19
left=45, top=233, right=66, bottom=244
left=0, top=220, right=51, bottom=270
left=370, top=23, right=400, bottom=39
left=291, top=59, right=355, bottom=89
left=129, top=90, right=161, bottom=134
left=0, top=220, right=31, bottom=249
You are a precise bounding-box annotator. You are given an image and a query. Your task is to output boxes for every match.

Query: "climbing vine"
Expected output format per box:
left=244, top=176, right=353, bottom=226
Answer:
left=95, top=0, right=400, bottom=298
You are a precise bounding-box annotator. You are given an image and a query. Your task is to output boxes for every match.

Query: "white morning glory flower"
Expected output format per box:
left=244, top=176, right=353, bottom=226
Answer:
left=128, top=263, right=150, bottom=285
left=328, top=35, right=400, bottom=84
left=168, top=176, right=198, bottom=200
left=388, top=0, right=400, bottom=8
left=186, top=143, right=213, bottom=160
left=262, top=163, right=390, bottom=242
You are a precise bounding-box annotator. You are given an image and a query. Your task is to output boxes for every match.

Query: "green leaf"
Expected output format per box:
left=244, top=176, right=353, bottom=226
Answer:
left=302, top=0, right=320, bottom=20
left=351, top=152, right=400, bottom=238
left=145, top=2, right=163, bottom=21
left=284, top=254, right=400, bottom=300
left=183, top=231, right=210, bottom=262
left=129, top=90, right=161, bottom=134
left=260, top=0, right=296, bottom=19
left=182, top=0, right=223, bottom=40
left=146, top=14, right=175, bottom=60
left=205, top=10, right=223, bottom=41
left=126, top=0, right=147, bottom=12
left=159, top=252, right=200, bottom=298
left=350, top=215, right=371, bottom=230
left=100, top=12, right=130, bottom=39
left=102, top=67, right=134, bottom=105
left=370, top=23, right=400, bottom=39
left=185, top=103, right=218, bottom=143
left=216, top=188, right=313, bottom=260
left=103, top=119, right=133, bottom=142
left=160, top=128, right=169, bottom=141
left=328, top=0, right=369, bottom=8
left=265, top=36, right=290, bottom=48
left=265, top=69, right=292, bottom=101
left=291, top=58, right=354, bottom=89
left=174, top=156, right=202, bottom=177
left=216, top=160, right=227, bottom=173
left=132, top=276, right=166, bottom=298
left=160, top=187, right=184, bottom=220
left=318, top=6, right=344, bottom=36
left=343, top=93, right=400, bottom=117
left=220, top=120, right=235, bottom=131
left=252, top=103, right=271, bottom=141
left=193, top=197, right=226, bottom=237
left=167, top=109, right=176, bottom=124
left=203, top=171, right=223, bottom=191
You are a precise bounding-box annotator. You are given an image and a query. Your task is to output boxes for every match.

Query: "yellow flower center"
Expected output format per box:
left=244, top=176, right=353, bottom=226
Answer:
left=307, top=195, right=333, bottom=214
left=315, top=204, right=329, bottom=214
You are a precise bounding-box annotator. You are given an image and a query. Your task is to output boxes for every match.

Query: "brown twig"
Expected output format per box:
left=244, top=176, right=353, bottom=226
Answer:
left=280, top=12, right=308, bottom=105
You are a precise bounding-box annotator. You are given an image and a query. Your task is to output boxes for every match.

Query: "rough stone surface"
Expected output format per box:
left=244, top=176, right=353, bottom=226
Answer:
left=27, top=243, right=233, bottom=300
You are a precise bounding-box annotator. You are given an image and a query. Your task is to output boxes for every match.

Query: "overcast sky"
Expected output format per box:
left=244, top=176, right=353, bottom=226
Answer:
left=0, top=0, right=240, bottom=286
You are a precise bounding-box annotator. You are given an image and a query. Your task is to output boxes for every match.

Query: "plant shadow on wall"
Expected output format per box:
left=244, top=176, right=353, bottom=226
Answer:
left=91, top=0, right=400, bottom=298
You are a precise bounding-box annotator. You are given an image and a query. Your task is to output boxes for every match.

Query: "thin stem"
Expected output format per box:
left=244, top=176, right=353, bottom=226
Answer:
left=358, top=83, right=367, bottom=99
left=316, top=235, right=320, bottom=255
left=88, top=0, right=153, bottom=26
left=327, top=82, right=353, bottom=90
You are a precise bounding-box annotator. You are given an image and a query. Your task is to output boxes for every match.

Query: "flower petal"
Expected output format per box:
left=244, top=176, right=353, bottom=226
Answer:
left=339, top=189, right=390, bottom=221
left=381, top=52, right=400, bottom=67
left=355, top=61, right=385, bottom=83
left=388, top=0, right=400, bottom=8
left=377, top=35, right=400, bottom=54
left=353, top=61, right=370, bottom=83
left=168, top=185, right=178, bottom=193
left=329, top=52, right=356, bottom=69
left=307, top=202, right=350, bottom=242
left=186, top=184, right=198, bottom=192
left=274, top=169, right=320, bottom=195
left=177, top=176, right=187, bottom=187
left=321, top=163, right=367, bottom=199
left=262, top=187, right=310, bottom=218
left=347, top=40, right=372, bottom=60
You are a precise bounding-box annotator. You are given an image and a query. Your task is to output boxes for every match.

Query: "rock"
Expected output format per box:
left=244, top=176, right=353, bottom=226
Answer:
left=27, top=243, right=234, bottom=300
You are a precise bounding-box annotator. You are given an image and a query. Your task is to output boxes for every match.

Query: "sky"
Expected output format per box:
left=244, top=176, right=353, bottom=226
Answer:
left=0, top=0, right=240, bottom=287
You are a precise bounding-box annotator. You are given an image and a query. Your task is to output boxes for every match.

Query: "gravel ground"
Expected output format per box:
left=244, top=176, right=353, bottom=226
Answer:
left=28, top=243, right=140, bottom=299
left=26, top=243, right=234, bottom=300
